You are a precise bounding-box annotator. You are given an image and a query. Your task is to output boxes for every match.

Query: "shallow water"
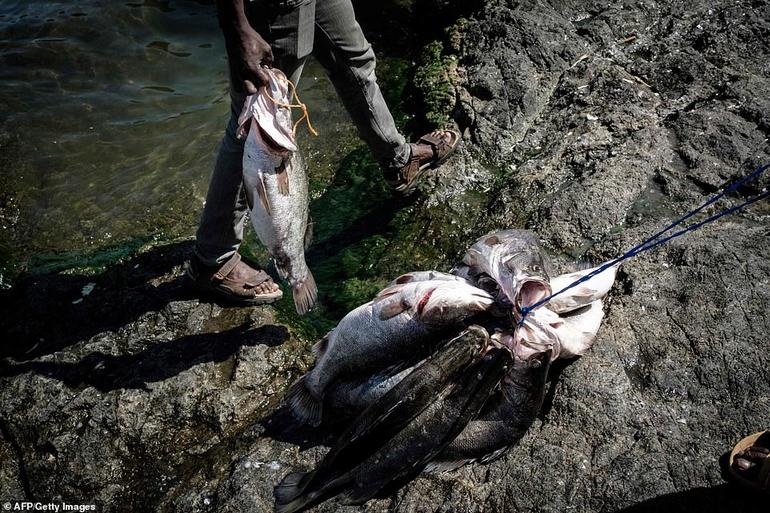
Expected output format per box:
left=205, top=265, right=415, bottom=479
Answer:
left=1, top=0, right=434, bottom=335
left=0, top=0, right=369, bottom=267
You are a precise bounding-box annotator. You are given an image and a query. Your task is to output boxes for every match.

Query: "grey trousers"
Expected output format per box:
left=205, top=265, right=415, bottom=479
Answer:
left=195, top=0, right=410, bottom=266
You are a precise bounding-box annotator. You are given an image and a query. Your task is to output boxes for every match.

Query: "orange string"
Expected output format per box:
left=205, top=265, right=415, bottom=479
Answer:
left=262, top=75, right=319, bottom=138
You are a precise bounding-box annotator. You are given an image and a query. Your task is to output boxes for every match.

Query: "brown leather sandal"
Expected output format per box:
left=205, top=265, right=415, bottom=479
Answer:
left=386, top=129, right=461, bottom=196
left=186, top=253, right=283, bottom=305
left=728, top=430, right=770, bottom=494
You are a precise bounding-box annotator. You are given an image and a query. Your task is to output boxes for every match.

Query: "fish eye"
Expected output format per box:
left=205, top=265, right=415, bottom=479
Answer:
left=531, top=264, right=542, bottom=272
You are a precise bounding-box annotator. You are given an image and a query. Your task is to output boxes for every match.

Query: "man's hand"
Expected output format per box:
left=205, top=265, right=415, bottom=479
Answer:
left=217, top=0, right=274, bottom=94
left=230, top=27, right=273, bottom=94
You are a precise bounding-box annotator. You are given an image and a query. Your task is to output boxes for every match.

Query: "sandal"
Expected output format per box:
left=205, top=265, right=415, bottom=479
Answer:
left=386, top=129, right=461, bottom=196
left=186, top=253, right=283, bottom=305
left=728, top=430, right=770, bottom=494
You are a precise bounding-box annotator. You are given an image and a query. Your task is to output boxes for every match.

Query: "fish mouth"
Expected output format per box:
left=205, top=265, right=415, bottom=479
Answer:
left=258, top=125, right=294, bottom=156
left=515, top=278, right=552, bottom=313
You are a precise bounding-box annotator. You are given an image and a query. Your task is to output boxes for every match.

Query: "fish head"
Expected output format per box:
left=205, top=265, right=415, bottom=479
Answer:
left=412, top=281, right=494, bottom=326
left=464, top=230, right=553, bottom=313
left=252, top=68, right=298, bottom=154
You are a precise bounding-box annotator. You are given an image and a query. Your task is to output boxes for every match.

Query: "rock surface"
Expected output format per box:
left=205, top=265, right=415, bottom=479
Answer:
left=2, top=1, right=770, bottom=512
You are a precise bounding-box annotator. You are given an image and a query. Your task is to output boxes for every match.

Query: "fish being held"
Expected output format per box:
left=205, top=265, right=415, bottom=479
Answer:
left=275, top=333, right=509, bottom=513
left=454, top=229, right=553, bottom=314
left=286, top=279, right=494, bottom=426
left=239, top=68, right=316, bottom=315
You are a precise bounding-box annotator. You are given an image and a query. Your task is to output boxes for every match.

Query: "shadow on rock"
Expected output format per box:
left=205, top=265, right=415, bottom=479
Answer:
left=0, top=323, right=289, bottom=392
left=613, top=483, right=767, bottom=513
left=1, top=241, right=202, bottom=360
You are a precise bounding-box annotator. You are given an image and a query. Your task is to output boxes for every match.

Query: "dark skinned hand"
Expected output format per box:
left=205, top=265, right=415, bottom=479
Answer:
left=227, top=25, right=273, bottom=94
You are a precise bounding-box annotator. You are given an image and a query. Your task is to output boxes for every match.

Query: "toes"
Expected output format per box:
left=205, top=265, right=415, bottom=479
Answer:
left=252, top=282, right=278, bottom=295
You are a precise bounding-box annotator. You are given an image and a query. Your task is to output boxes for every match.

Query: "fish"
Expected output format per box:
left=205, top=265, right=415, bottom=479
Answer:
left=426, top=335, right=553, bottom=472
left=275, top=326, right=490, bottom=513
left=275, top=342, right=510, bottom=513
left=526, top=300, right=606, bottom=359
left=455, top=229, right=553, bottom=314
left=238, top=68, right=316, bottom=315
left=387, top=270, right=469, bottom=287
left=285, top=279, right=494, bottom=426
left=547, top=263, right=618, bottom=314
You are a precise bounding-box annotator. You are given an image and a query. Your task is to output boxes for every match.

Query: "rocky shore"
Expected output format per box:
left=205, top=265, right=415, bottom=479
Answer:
left=2, top=1, right=769, bottom=512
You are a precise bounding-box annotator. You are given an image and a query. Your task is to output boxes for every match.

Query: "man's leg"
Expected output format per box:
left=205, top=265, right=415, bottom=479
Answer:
left=311, top=0, right=460, bottom=194
left=192, top=1, right=313, bottom=301
left=311, top=0, right=410, bottom=170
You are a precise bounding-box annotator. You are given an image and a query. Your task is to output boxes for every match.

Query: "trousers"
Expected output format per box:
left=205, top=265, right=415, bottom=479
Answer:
left=195, top=0, right=409, bottom=266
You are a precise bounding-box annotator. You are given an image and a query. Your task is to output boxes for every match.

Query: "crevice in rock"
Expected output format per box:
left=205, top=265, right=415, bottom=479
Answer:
left=0, top=417, right=32, bottom=500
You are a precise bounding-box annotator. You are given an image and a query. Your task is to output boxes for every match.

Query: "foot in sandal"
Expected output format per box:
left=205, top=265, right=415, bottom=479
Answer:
left=186, top=253, right=283, bottom=305
left=729, top=430, right=770, bottom=493
left=384, top=129, right=461, bottom=196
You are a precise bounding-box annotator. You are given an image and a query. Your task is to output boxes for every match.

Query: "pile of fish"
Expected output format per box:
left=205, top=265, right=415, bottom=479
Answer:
left=272, top=229, right=618, bottom=512
left=239, top=68, right=316, bottom=314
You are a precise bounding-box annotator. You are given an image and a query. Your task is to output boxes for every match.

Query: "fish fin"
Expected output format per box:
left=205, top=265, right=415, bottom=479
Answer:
left=255, top=174, right=272, bottom=216
left=478, top=446, right=511, bottom=465
left=286, top=375, right=323, bottom=427
left=393, top=273, right=416, bottom=285
left=303, top=217, right=314, bottom=251
left=424, top=459, right=471, bottom=474
left=292, top=271, right=317, bottom=315
left=276, top=159, right=290, bottom=195
left=372, top=284, right=404, bottom=303
left=273, top=471, right=309, bottom=505
left=242, top=177, right=255, bottom=211
left=274, top=496, right=307, bottom=513
left=378, top=298, right=411, bottom=320
left=311, top=333, right=330, bottom=358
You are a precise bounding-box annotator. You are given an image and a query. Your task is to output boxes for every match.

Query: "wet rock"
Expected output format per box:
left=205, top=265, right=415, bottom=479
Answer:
left=2, top=1, right=770, bottom=512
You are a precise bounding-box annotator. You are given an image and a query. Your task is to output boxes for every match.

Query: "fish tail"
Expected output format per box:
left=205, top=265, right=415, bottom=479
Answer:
left=286, top=375, right=323, bottom=427
left=292, top=270, right=317, bottom=315
left=273, top=471, right=310, bottom=510
left=273, top=495, right=309, bottom=513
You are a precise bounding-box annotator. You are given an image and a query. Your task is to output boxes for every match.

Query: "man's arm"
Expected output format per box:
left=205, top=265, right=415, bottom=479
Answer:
left=217, top=0, right=273, bottom=93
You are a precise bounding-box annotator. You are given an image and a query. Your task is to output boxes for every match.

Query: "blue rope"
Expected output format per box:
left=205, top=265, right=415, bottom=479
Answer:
left=518, top=163, right=770, bottom=324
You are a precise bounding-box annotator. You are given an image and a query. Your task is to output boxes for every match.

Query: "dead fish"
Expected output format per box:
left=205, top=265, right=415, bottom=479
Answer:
left=387, top=270, right=469, bottom=287
left=239, top=68, right=316, bottom=314
left=457, top=229, right=553, bottom=313
left=275, top=326, right=490, bottom=513
left=547, top=262, right=618, bottom=314
left=426, top=338, right=553, bottom=472
left=285, top=280, right=494, bottom=426
left=275, top=343, right=510, bottom=513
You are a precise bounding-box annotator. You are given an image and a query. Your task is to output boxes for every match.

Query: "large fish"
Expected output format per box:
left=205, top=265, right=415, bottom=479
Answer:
left=275, top=342, right=510, bottom=513
left=426, top=335, right=553, bottom=472
left=326, top=332, right=554, bottom=474
left=238, top=68, right=316, bottom=314
left=286, top=279, right=494, bottom=426
left=454, top=229, right=553, bottom=314
left=275, top=326, right=490, bottom=513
